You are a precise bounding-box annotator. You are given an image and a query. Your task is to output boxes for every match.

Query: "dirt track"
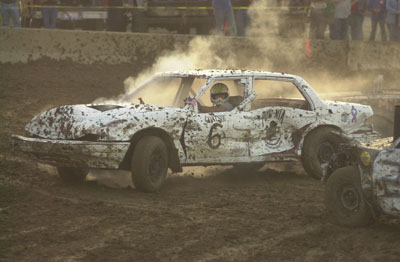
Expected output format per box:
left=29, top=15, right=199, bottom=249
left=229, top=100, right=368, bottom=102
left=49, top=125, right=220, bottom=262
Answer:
left=1, top=60, right=400, bottom=262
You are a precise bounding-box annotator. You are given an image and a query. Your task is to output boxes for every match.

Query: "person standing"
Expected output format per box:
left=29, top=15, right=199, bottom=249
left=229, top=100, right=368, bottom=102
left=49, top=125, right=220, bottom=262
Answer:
left=234, top=0, right=251, bottom=36
left=41, top=0, right=57, bottom=29
left=309, top=0, right=329, bottom=39
left=1, top=0, right=21, bottom=27
left=386, top=0, right=400, bottom=41
left=327, top=0, right=336, bottom=39
left=368, top=0, right=387, bottom=41
left=213, top=0, right=237, bottom=36
left=348, top=0, right=368, bottom=40
left=332, top=0, right=351, bottom=39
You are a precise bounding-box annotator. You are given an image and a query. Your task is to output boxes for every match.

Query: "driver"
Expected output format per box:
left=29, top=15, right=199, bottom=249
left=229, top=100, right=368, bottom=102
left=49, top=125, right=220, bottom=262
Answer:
left=198, top=83, right=234, bottom=113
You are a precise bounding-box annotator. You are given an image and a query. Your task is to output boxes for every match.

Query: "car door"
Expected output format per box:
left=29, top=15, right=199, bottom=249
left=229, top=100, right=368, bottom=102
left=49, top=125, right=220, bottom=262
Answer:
left=183, top=77, right=253, bottom=164
left=248, top=78, right=317, bottom=157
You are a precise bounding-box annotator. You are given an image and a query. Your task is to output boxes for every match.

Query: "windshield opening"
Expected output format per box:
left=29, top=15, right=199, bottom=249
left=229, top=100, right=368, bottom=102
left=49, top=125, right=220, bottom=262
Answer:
left=122, top=76, right=207, bottom=108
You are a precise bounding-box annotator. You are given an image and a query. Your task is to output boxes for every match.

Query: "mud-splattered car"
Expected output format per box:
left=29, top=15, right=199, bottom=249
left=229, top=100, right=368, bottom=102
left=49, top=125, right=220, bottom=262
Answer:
left=12, top=70, right=377, bottom=192
left=324, top=134, right=400, bottom=227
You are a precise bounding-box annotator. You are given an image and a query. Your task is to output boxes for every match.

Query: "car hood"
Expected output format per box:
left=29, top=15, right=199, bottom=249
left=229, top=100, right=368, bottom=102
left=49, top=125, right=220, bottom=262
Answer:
left=26, top=104, right=184, bottom=141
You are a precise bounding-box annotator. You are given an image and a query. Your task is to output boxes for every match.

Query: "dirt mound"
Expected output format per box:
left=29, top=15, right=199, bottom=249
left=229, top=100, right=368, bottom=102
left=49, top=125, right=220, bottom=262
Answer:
left=1, top=60, right=400, bottom=261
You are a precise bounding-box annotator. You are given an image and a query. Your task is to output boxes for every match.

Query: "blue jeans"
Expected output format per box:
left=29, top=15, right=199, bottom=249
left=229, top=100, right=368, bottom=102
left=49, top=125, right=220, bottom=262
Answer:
left=1, top=2, right=21, bottom=27
left=42, top=8, right=57, bottom=29
left=214, top=8, right=237, bottom=36
left=332, top=18, right=348, bottom=40
left=236, top=9, right=250, bottom=36
left=349, top=13, right=364, bottom=40
left=369, top=17, right=387, bottom=41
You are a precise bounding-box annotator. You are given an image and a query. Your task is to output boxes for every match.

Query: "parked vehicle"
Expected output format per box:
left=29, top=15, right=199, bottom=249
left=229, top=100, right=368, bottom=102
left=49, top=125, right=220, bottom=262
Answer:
left=12, top=70, right=377, bottom=192
left=324, top=131, right=400, bottom=227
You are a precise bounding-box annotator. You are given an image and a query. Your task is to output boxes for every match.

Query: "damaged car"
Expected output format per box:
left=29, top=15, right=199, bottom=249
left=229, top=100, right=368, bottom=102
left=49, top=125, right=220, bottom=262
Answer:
left=12, top=70, right=378, bottom=192
left=324, top=133, right=400, bottom=227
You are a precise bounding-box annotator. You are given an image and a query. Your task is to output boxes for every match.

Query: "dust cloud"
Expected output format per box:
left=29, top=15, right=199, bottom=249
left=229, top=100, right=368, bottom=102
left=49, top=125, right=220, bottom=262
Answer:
left=112, top=0, right=377, bottom=103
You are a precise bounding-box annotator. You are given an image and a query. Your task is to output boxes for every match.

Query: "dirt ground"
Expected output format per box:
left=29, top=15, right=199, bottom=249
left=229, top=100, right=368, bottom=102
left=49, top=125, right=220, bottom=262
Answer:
left=1, top=60, right=400, bottom=262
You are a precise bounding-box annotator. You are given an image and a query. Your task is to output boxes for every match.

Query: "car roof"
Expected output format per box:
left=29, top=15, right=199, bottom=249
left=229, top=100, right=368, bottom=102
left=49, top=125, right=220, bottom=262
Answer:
left=156, top=69, right=300, bottom=80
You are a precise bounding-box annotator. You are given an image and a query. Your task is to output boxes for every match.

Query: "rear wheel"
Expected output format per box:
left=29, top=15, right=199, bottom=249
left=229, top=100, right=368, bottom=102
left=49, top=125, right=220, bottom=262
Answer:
left=325, top=166, right=374, bottom=227
left=131, top=136, right=168, bottom=192
left=302, top=127, right=342, bottom=179
left=57, top=167, right=89, bottom=183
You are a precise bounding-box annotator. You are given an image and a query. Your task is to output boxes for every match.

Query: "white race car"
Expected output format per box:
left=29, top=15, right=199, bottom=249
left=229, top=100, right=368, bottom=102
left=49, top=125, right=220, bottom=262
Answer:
left=12, top=70, right=377, bottom=192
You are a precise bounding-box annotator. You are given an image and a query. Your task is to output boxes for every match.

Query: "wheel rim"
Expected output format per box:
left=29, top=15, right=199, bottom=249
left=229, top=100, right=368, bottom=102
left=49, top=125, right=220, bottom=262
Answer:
left=149, top=150, right=166, bottom=183
left=340, top=185, right=360, bottom=211
left=318, top=142, right=335, bottom=163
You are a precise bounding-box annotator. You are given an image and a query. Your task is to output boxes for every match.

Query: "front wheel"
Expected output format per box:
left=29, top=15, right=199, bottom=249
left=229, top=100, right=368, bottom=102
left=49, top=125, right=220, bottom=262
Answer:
left=131, top=136, right=168, bottom=193
left=56, top=167, right=89, bottom=183
left=325, top=166, right=374, bottom=227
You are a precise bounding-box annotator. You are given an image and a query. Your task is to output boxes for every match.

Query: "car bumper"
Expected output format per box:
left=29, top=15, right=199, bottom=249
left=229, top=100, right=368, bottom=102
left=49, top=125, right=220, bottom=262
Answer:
left=11, top=135, right=130, bottom=169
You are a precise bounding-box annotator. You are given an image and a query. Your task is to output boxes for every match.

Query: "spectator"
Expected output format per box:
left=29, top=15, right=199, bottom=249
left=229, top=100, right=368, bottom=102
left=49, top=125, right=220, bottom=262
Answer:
left=20, top=0, right=33, bottom=27
left=213, top=0, right=237, bottom=36
left=309, top=0, right=329, bottom=39
left=332, top=0, right=351, bottom=39
left=106, top=0, right=126, bottom=32
left=1, top=0, right=21, bottom=27
left=277, top=0, right=308, bottom=38
left=348, top=0, right=368, bottom=40
left=386, top=0, right=400, bottom=41
left=41, top=0, right=57, bottom=29
left=234, top=0, right=251, bottom=36
left=368, top=0, right=387, bottom=41
left=327, top=0, right=336, bottom=39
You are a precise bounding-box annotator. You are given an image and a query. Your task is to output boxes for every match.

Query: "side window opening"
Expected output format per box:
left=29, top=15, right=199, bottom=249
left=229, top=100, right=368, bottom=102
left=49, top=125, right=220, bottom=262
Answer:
left=252, top=79, right=311, bottom=111
left=197, top=79, right=246, bottom=113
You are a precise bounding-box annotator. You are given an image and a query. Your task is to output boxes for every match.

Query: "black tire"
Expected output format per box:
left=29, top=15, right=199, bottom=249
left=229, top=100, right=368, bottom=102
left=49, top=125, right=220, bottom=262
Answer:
left=325, top=166, right=374, bottom=227
left=131, top=136, right=168, bottom=192
left=233, top=162, right=265, bottom=173
left=57, top=167, right=89, bottom=183
left=302, top=127, right=342, bottom=179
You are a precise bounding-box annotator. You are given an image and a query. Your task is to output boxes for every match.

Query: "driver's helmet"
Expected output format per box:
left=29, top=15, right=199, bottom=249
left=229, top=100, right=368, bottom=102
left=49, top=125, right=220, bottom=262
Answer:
left=210, top=83, right=229, bottom=106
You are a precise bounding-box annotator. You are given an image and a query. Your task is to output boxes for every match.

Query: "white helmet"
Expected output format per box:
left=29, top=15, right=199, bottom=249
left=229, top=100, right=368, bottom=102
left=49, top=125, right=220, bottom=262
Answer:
left=210, top=83, right=229, bottom=106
